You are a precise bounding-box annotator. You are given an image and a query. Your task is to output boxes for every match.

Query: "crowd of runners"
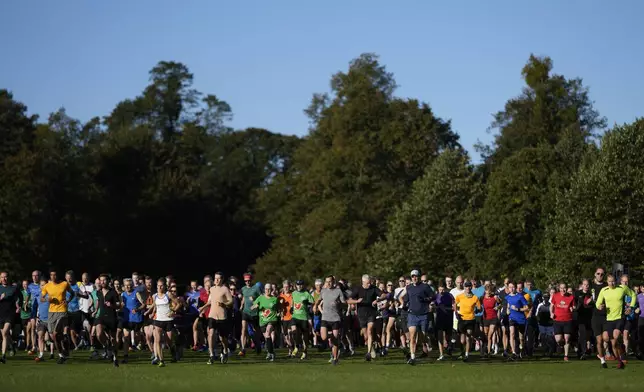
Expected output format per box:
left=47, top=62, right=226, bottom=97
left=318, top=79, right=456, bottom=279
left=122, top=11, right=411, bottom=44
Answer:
left=0, top=267, right=642, bottom=370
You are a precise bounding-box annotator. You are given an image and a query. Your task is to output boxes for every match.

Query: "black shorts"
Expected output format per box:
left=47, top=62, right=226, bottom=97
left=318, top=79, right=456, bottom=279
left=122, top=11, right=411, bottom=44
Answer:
left=623, top=319, right=636, bottom=334
left=68, top=311, right=83, bottom=332
left=208, top=319, right=229, bottom=336
left=435, top=315, right=452, bottom=332
left=396, top=313, right=409, bottom=333
left=509, top=319, right=525, bottom=333
left=281, top=319, right=293, bottom=329
left=553, top=321, right=573, bottom=335
left=118, top=319, right=143, bottom=332
left=260, top=321, right=277, bottom=333
left=81, top=311, right=94, bottom=326
left=604, top=319, right=624, bottom=334
left=97, top=317, right=117, bottom=333
left=0, top=314, right=12, bottom=326
left=293, top=318, right=309, bottom=331
left=242, top=312, right=259, bottom=323
left=321, top=320, right=342, bottom=331
left=483, top=318, right=499, bottom=327
left=374, top=317, right=384, bottom=332
left=458, top=319, right=476, bottom=334
left=153, top=320, right=174, bottom=332
left=501, top=315, right=510, bottom=328
left=592, top=315, right=606, bottom=336
left=357, top=308, right=376, bottom=329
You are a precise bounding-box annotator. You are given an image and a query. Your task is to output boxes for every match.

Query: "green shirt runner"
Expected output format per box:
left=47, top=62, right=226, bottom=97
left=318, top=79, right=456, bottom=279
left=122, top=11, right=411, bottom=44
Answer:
left=242, top=285, right=262, bottom=317
left=254, top=295, right=278, bottom=326
left=292, top=290, right=314, bottom=321
left=21, top=289, right=31, bottom=320
left=596, top=284, right=636, bottom=321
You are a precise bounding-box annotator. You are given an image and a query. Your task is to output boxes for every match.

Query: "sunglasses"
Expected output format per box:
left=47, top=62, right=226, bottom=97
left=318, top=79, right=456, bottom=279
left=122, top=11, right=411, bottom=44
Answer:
left=398, top=280, right=405, bottom=282
left=595, top=273, right=604, bottom=276
left=387, top=284, right=393, bottom=287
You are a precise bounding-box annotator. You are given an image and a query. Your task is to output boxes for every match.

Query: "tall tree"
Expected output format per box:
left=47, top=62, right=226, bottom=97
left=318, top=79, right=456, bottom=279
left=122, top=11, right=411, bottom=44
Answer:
left=370, top=149, right=473, bottom=278
left=254, top=53, right=459, bottom=282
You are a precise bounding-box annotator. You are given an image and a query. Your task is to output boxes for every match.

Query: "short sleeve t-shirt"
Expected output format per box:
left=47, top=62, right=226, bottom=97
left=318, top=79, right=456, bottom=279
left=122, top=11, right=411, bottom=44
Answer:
left=209, top=285, right=232, bottom=320
left=241, top=286, right=262, bottom=316
left=279, top=292, right=294, bottom=321
left=292, top=290, right=314, bottom=321
left=506, top=293, right=528, bottom=323
left=482, top=296, right=499, bottom=320
left=20, top=289, right=31, bottom=319
left=254, top=295, right=278, bottom=326
left=97, top=289, right=120, bottom=320
left=78, top=283, right=94, bottom=313
left=351, top=286, right=381, bottom=309
left=198, top=289, right=210, bottom=318
left=551, top=292, right=575, bottom=322
left=66, top=283, right=81, bottom=313
left=42, top=281, right=71, bottom=313
left=455, top=293, right=480, bottom=321
left=320, top=287, right=345, bottom=322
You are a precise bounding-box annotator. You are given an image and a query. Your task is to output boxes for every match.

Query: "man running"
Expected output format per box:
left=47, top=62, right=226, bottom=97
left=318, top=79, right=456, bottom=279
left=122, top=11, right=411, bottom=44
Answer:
left=399, top=270, right=433, bottom=365
left=34, top=278, right=54, bottom=362
left=96, top=274, right=121, bottom=367
left=119, top=278, right=144, bottom=363
left=41, top=270, right=74, bottom=364
left=65, top=271, right=84, bottom=350
left=0, top=271, right=22, bottom=363
left=27, top=271, right=41, bottom=354
left=455, top=281, right=480, bottom=362
left=239, top=273, right=262, bottom=356
left=591, top=267, right=609, bottom=361
left=185, top=280, right=202, bottom=350
left=505, top=282, right=529, bottom=360
left=434, top=282, right=454, bottom=361
left=551, top=283, right=575, bottom=361
left=523, top=279, right=542, bottom=357
left=78, top=273, right=94, bottom=350
left=292, top=279, right=314, bottom=360
left=314, top=275, right=346, bottom=365
left=206, top=272, right=233, bottom=364
left=279, top=280, right=295, bottom=357
left=596, top=274, right=635, bottom=369
left=347, top=274, right=385, bottom=361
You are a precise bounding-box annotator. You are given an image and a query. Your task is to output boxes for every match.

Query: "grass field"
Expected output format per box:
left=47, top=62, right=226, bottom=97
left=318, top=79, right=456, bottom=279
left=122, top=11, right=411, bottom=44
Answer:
left=4, top=349, right=644, bottom=392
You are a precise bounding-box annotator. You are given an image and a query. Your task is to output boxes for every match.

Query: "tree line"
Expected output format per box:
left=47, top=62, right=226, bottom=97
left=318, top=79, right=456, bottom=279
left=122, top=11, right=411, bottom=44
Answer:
left=1, top=54, right=642, bottom=285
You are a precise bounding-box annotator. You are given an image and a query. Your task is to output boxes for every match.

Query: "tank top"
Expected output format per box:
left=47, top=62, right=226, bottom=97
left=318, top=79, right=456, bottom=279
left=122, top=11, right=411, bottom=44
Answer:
left=154, top=293, right=173, bottom=321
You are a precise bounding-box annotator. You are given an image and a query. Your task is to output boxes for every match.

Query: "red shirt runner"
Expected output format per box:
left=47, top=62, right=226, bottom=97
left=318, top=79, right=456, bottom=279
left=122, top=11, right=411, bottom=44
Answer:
left=552, top=292, right=575, bottom=322
left=482, top=296, right=498, bottom=320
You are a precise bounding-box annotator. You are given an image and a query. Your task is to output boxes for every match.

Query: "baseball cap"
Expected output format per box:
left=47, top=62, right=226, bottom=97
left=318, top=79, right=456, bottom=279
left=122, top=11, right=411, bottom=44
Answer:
left=464, top=281, right=473, bottom=288
left=410, top=270, right=420, bottom=277
left=243, top=273, right=252, bottom=280
left=296, top=280, right=304, bottom=285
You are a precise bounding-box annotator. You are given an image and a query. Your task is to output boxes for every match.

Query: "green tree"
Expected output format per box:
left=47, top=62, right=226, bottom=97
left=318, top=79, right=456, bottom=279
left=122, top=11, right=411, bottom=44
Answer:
left=254, top=53, right=459, bottom=282
left=370, top=149, right=473, bottom=278
left=543, top=119, right=644, bottom=281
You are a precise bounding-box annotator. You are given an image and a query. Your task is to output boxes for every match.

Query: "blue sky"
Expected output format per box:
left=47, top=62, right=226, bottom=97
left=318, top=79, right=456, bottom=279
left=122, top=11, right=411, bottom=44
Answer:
left=1, top=0, right=642, bottom=160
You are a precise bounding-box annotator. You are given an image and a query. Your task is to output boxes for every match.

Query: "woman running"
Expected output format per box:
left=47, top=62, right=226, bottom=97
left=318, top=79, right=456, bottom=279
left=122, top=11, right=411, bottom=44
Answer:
left=251, top=283, right=279, bottom=361
left=145, top=278, right=179, bottom=367
left=481, top=284, right=500, bottom=358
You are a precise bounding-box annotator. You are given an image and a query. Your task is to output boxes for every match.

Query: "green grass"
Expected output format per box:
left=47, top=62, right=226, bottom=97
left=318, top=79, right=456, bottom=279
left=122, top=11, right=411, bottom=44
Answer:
left=4, top=349, right=643, bottom=392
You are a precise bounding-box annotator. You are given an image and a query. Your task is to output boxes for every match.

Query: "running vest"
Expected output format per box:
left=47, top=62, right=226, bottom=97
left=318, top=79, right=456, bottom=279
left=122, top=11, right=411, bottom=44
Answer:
left=154, top=293, right=173, bottom=321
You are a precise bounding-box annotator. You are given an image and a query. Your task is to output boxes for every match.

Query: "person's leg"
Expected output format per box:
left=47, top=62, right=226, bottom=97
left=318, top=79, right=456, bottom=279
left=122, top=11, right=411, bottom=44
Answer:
left=0, top=323, right=10, bottom=359
left=239, top=319, right=248, bottom=352
left=153, top=327, right=163, bottom=361
left=366, top=322, right=374, bottom=356
left=207, top=324, right=216, bottom=358
left=509, top=326, right=517, bottom=355
left=564, top=333, right=571, bottom=357
left=611, top=329, right=623, bottom=363
left=408, top=326, right=417, bottom=359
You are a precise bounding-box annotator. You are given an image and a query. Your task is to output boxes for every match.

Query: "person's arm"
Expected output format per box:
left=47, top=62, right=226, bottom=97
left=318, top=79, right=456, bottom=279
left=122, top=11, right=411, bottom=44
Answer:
left=144, top=300, right=156, bottom=316
left=397, top=288, right=407, bottom=308
left=626, top=287, right=637, bottom=308
left=549, top=300, right=555, bottom=320
left=240, top=295, right=245, bottom=310
left=519, top=297, right=529, bottom=312
left=40, top=285, right=48, bottom=303
left=313, top=296, right=322, bottom=314
left=135, top=292, right=146, bottom=311
left=250, top=296, right=260, bottom=311
left=346, top=290, right=363, bottom=305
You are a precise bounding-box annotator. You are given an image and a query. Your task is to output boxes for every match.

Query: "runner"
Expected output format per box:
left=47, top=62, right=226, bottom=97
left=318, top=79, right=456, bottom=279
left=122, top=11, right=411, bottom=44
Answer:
left=455, top=281, right=481, bottom=362
left=0, top=271, right=22, bottom=363
left=140, top=276, right=155, bottom=356
left=34, top=278, right=55, bottom=362
left=591, top=267, right=608, bottom=362
left=574, top=279, right=593, bottom=359
left=449, top=276, right=465, bottom=352
left=95, top=274, right=121, bottom=367
left=27, top=271, right=41, bottom=354
left=118, top=278, right=144, bottom=364
left=314, top=275, right=346, bottom=365
left=481, top=283, right=500, bottom=358
left=279, top=280, right=295, bottom=357
left=40, top=270, right=74, bottom=364
left=185, top=280, right=202, bottom=350
left=620, top=274, right=635, bottom=357
left=394, top=276, right=409, bottom=351
left=434, top=282, right=454, bottom=361
left=251, top=283, right=279, bottom=361
left=19, top=280, right=32, bottom=352
left=146, top=278, right=179, bottom=367
left=347, top=274, right=385, bottom=361
left=551, top=283, right=576, bottom=361
left=78, top=273, right=94, bottom=350
left=505, top=282, right=529, bottom=360
left=239, top=273, right=262, bottom=356
left=65, top=270, right=84, bottom=350
left=206, top=272, right=233, bottom=364
left=399, top=270, right=433, bottom=365
left=524, top=279, right=542, bottom=357
left=291, top=279, right=314, bottom=360
left=596, top=274, right=635, bottom=369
